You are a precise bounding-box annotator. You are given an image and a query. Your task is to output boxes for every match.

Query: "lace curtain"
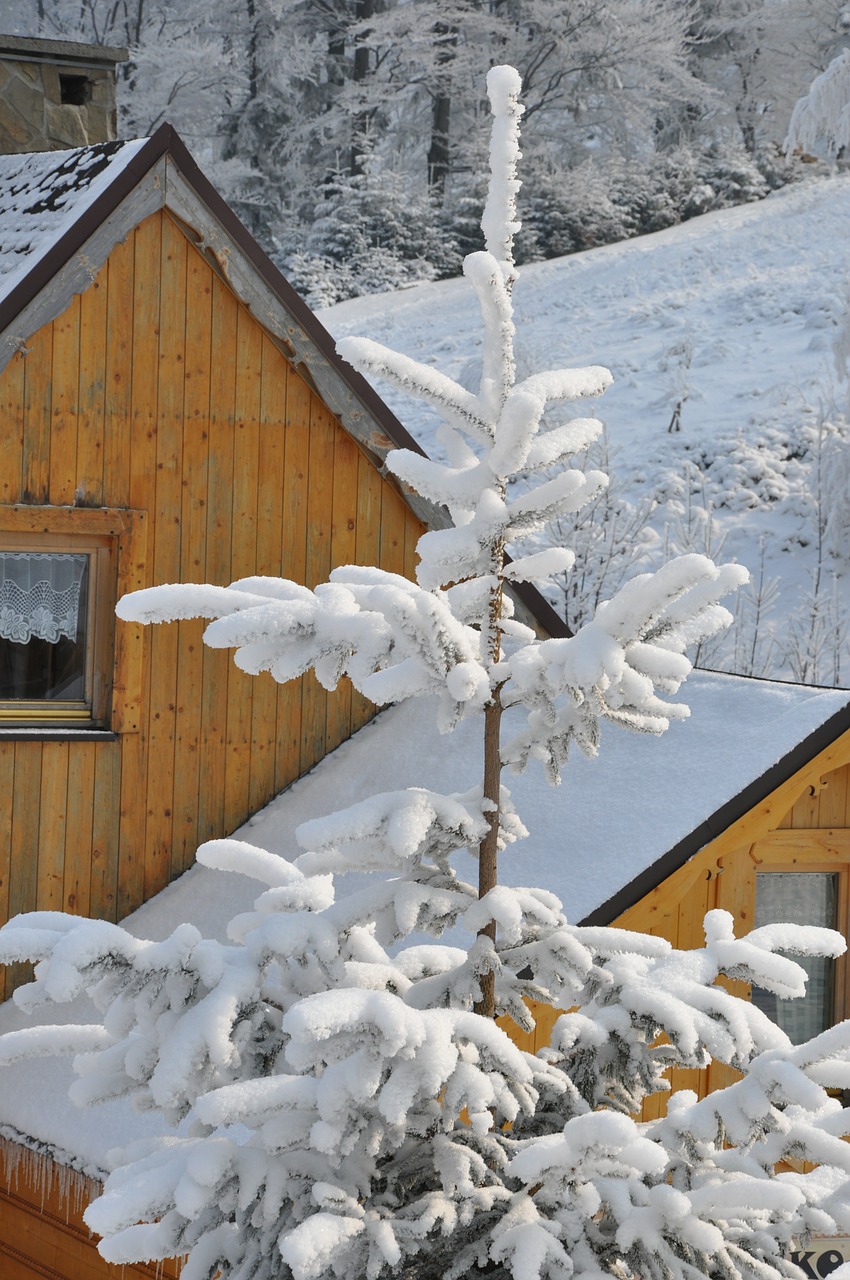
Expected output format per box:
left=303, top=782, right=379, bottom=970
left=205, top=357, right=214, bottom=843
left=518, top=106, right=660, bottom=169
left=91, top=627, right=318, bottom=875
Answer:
left=0, top=552, right=88, bottom=645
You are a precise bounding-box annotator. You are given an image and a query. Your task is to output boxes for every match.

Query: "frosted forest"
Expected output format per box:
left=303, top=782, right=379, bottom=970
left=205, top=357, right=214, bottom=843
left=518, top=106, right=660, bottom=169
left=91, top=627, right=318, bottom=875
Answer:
left=1, top=66, right=850, bottom=1280
left=7, top=0, right=850, bottom=684
left=4, top=0, right=848, bottom=298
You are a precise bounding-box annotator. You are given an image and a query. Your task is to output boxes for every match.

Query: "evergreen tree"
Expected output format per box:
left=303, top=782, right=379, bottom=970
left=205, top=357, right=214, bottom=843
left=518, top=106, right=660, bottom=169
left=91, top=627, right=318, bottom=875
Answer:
left=2, top=66, right=850, bottom=1280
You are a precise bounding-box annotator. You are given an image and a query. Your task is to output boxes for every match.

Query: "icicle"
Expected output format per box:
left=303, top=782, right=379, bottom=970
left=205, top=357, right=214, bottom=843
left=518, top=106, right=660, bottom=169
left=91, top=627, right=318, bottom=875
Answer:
left=0, top=1129, right=103, bottom=1223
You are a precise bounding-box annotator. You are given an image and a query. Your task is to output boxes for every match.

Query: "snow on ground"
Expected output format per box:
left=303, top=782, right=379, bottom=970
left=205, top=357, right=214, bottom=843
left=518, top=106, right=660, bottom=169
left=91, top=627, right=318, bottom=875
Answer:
left=322, top=172, right=850, bottom=680
left=1, top=671, right=847, bottom=1173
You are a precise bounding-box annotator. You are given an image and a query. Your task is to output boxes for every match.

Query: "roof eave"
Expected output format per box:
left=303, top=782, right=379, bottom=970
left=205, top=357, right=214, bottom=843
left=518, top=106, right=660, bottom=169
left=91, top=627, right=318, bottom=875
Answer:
left=578, top=697, right=850, bottom=925
left=0, top=126, right=173, bottom=341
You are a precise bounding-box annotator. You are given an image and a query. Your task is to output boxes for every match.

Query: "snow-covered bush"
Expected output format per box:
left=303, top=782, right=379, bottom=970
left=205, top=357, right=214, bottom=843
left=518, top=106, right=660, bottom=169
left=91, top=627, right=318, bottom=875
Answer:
left=2, top=66, right=850, bottom=1280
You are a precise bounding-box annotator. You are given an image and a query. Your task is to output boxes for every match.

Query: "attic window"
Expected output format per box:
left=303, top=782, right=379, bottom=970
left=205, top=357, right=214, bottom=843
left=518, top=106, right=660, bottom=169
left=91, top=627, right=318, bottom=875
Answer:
left=59, top=74, right=92, bottom=106
left=750, top=872, right=837, bottom=1044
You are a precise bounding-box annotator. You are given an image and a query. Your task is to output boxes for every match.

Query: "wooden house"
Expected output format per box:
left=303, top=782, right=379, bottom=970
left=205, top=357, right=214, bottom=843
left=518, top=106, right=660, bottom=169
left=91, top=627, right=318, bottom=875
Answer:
left=0, top=114, right=566, bottom=1279
left=0, top=123, right=458, bottom=1005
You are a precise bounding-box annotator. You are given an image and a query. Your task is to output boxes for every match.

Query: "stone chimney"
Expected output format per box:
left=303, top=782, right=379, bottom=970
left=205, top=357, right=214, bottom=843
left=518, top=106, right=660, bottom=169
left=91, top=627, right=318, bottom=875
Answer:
left=0, top=35, right=128, bottom=153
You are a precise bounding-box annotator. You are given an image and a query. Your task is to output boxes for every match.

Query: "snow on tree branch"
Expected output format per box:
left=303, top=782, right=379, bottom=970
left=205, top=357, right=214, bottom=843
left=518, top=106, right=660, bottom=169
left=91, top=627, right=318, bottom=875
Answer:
left=481, top=66, right=524, bottom=287
left=786, top=49, right=850, bottom=159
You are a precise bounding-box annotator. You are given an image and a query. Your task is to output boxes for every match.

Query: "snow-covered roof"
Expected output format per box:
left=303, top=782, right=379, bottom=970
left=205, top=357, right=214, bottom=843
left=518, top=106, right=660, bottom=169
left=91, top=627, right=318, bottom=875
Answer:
left=1, top=668, right=847, bottom=1176
left=0, top=139, right=147, bottom=308
left=129, top=669, right=850, bottom=933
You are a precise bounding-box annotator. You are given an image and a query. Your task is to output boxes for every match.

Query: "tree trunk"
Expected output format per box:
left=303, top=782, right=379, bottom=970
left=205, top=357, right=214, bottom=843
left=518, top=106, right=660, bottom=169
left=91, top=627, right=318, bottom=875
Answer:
left=428, top=89, right=452, bottom=197
left=351, top=0, right=375, bottom=176
left=473, top=690, right=503, bottom=1018
left=427, top=19, right=457, bottom=199
left=473, top=542, right=506, bottom=1020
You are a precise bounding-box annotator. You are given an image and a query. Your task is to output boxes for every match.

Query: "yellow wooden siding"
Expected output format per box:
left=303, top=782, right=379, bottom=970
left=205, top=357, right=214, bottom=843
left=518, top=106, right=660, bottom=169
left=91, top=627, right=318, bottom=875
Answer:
left=0, top=207, right=426, bottom=1002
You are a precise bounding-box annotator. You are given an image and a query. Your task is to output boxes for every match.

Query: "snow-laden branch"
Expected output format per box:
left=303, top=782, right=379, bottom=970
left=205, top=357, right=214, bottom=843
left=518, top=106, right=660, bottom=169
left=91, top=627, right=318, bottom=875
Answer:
left=503, top=555, right=748, bottom=780
left=118, top=568, right=492, bottom=731
left=464, top=252, right=516, bottom=419
left=337, top=334, right=495, bottom=444
left=481, top=65, right=524, bottom=285
left=786, top=48, right=850, bottom=158
left=294, top=787, right=493, bottom=875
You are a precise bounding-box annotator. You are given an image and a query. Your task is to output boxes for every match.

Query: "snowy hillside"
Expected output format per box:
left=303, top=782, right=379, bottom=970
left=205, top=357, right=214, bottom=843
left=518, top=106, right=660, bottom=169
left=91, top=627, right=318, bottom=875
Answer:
left=322, top=174, right=850, bottom=685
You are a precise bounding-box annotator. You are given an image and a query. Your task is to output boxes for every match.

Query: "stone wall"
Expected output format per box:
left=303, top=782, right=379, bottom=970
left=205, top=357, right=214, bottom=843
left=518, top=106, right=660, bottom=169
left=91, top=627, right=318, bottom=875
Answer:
left=0, top=36, right=126, bottom=153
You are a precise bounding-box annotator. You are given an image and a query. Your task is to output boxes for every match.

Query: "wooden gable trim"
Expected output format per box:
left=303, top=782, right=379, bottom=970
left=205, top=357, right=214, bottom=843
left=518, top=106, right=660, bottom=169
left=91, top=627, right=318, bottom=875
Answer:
left=582, top=709, right=850, bottom=926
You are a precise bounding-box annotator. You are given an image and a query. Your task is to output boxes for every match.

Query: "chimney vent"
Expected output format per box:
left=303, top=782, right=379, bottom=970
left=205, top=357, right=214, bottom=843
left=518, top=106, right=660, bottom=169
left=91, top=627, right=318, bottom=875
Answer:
left=0, top=35, right=128, bottom=154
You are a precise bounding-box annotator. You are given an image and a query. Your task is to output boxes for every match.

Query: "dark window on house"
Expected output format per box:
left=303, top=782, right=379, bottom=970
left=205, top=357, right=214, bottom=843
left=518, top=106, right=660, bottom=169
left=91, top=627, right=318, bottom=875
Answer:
left=751, top=872, right=837, bottom=1044
left=59, top=74, right=92, bottom=106
left=0, top=534, right=114, bottom=728
left=0, top=552, right=89, bottom=706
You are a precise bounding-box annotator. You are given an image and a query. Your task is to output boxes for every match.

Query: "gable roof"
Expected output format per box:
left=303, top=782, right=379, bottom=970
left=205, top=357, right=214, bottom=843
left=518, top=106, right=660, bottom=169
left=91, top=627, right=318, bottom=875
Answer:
left=0, top=139, right=143, bottom=299
left=0, top=125, right=567, bottom=639
left=0, top=669, right=848, bottom=1177
left=147, top=669, right=850, bottom=933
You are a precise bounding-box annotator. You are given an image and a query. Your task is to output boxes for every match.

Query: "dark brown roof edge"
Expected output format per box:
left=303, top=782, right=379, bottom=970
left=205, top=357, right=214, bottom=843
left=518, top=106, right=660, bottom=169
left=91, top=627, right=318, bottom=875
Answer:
left=578, top=694, right=850, bottom=926
left=0, top=121, right=571, bottom=641
left=509, top=578, right=570, bottom=637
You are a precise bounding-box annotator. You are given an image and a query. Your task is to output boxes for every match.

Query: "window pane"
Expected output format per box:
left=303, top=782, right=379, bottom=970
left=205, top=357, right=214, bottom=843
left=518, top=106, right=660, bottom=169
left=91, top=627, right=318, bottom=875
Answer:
left=0, top=553, right=89, bottom=703
left=751, top=873, right=836, bottom=1044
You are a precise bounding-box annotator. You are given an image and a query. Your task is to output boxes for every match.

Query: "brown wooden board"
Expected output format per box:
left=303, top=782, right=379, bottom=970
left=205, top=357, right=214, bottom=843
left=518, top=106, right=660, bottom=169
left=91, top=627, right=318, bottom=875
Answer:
left=0, top=349, right=24, bottom=505
left=249, top=334, right=287, bottom=813
left=76, top=270, right=108, bottom=507
left=21, top=324, right=52, bottom=505
left=144, top=215, right=187, bottom=900
left=89, top=742, right=120, bottom=921
left=102, top=233, right=134, bottom=508
left=48, top=294, right=81, bottom=506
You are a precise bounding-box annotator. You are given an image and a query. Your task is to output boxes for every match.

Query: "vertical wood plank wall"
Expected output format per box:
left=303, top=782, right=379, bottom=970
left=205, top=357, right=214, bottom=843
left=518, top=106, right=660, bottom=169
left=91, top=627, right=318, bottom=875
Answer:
left=0, top=208, right=425, bottom=1001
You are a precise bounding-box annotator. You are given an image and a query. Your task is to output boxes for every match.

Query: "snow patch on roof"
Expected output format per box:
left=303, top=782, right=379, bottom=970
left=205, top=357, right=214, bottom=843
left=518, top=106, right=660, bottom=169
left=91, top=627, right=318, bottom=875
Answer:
left=0, top=138, right=148, bottom=308
left=0, top=670, right=847, bottom=1173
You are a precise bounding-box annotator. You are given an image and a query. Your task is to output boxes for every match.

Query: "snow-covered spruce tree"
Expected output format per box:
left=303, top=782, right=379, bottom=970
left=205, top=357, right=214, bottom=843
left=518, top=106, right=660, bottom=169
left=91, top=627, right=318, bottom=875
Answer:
left=3, top=66, right=850, bottom=1280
